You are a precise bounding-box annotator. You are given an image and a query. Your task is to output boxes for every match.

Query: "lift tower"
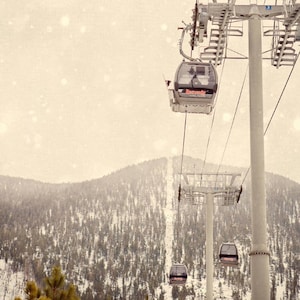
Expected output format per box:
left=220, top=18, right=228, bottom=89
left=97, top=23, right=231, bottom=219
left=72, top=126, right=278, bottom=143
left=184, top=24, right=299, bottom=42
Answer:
left=175, top=1, right=300, bottom=299
left=179, top=172, right=242, bottom=300
left=201, top=3, right=299, bottom=299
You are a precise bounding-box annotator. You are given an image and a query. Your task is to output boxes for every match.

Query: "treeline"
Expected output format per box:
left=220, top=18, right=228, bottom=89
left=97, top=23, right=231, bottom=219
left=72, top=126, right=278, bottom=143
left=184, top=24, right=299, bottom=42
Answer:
left=0, top=157, right=299, bottom=299
left=1, top=158, right=169, bottom=299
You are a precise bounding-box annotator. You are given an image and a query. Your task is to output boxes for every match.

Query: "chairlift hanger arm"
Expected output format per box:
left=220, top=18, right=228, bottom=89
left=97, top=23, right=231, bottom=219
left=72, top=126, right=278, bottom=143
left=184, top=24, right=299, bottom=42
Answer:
left=191, top=1, right=199, bottom=51
left=178, top=23, right=200, bottom=62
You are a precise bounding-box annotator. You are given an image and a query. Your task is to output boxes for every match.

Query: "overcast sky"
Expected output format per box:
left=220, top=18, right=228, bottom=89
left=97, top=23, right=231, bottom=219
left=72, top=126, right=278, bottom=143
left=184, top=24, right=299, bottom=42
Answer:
left=0, top=0, right=299, bottom=183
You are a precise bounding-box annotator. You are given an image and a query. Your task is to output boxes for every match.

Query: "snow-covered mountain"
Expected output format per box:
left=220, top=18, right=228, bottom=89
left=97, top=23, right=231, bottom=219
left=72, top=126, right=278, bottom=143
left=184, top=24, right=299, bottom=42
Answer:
left=0, top=157, right=299, bottom=299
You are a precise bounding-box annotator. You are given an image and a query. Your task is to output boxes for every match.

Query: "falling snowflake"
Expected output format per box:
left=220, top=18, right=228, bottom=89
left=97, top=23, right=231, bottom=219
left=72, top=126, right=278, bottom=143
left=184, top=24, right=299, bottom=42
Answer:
left=60, top=15, right=70, bottom=27
left=293, top=118, right=300, bottom=131
left=61, top=78, right=68, bottom=86
left=0, top=123, right=7, bottom=135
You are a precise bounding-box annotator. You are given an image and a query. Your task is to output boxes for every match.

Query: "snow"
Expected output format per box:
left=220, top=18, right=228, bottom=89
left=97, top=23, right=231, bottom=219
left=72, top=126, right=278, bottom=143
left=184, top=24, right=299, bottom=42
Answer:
left=161, top=157, right=176, bottom=298
left=0, top=259, right=25, bottom=300
left=0, top=159, right=298, bottom=299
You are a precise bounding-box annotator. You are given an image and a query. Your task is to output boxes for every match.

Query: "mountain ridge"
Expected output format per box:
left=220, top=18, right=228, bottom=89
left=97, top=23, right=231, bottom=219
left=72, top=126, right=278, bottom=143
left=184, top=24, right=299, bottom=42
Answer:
left=0, top=156, right=299, bottom=299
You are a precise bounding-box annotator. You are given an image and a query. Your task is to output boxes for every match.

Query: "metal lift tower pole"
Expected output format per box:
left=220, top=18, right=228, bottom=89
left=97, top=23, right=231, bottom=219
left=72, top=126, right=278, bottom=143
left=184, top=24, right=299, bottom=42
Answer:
left=206, top=192, right=214, bottom=300
left=180, top=173, right=241, bottom=299
left=248, top=6, right=270, bottom=300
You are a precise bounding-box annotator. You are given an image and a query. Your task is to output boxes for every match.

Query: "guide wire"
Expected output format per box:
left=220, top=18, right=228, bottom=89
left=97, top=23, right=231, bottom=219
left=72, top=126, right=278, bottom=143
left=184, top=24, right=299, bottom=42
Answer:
left=178, top=112, right=188, bottom=202
left=240, top=50, right=300, bottom=186
left=216, top=63, right=249, bottom=176
left=200, top=59, right=227, bottom=186
left=175, top=112, right=188, bottom=261
left=264, top=51, right=299, bottom=135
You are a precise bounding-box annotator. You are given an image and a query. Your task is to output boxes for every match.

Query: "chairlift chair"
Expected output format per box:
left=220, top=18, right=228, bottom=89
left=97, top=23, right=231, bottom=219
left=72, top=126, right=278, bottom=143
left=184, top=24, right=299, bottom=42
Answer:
left=219, top=242, right=239, bottom=266
left=168, top=61, right=218, bottom=114
left=169, top=263, right=188, bottom=285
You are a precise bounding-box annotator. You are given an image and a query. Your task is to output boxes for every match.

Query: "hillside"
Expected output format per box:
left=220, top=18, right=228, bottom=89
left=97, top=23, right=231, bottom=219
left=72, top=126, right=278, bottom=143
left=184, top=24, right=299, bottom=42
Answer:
left=0, top=157, right=299, bottom=299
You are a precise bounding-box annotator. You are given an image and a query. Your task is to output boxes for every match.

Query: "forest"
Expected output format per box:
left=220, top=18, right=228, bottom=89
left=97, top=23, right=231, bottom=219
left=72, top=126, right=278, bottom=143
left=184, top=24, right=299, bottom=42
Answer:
left=0, top=157, right=299, bottom=299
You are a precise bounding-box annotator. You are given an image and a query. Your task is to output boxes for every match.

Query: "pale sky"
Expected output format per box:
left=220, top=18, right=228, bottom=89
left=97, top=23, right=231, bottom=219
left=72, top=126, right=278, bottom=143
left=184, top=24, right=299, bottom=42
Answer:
left=0, top=0, right=299, bottom=183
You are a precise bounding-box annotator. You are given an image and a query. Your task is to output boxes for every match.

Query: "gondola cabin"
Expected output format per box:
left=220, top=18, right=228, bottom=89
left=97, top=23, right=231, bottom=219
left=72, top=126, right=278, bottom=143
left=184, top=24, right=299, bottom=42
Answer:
left=168, top=61, right=218, bottom=114
left=219, top=243, right=239, bottom=266
left=169, top=263, right=188, bottom=285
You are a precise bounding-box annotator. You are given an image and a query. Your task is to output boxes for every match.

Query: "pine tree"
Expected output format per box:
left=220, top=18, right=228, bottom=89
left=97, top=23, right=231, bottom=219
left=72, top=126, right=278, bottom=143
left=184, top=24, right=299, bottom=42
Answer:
left=24, top=281, right=42, bottom=300
left=44, top=266, right=66, bottom=299
left=14, top=266, right=80, bottom=300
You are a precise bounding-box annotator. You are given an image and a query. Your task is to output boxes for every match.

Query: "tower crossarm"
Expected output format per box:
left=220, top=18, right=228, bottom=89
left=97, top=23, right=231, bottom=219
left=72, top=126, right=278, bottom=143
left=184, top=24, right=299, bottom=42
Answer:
left=272, top=4, right=300, bottom=67
left=178, top=172, right=242, bottom=205
left=180, top=185, right=242, bottom=206
left=178, top=172, right=241, bottom=187
left=200, top=2, right=236, bottom=65
left=196, top=3, right=300, bottom=68
left=284, top=3, right=300, bottom=27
